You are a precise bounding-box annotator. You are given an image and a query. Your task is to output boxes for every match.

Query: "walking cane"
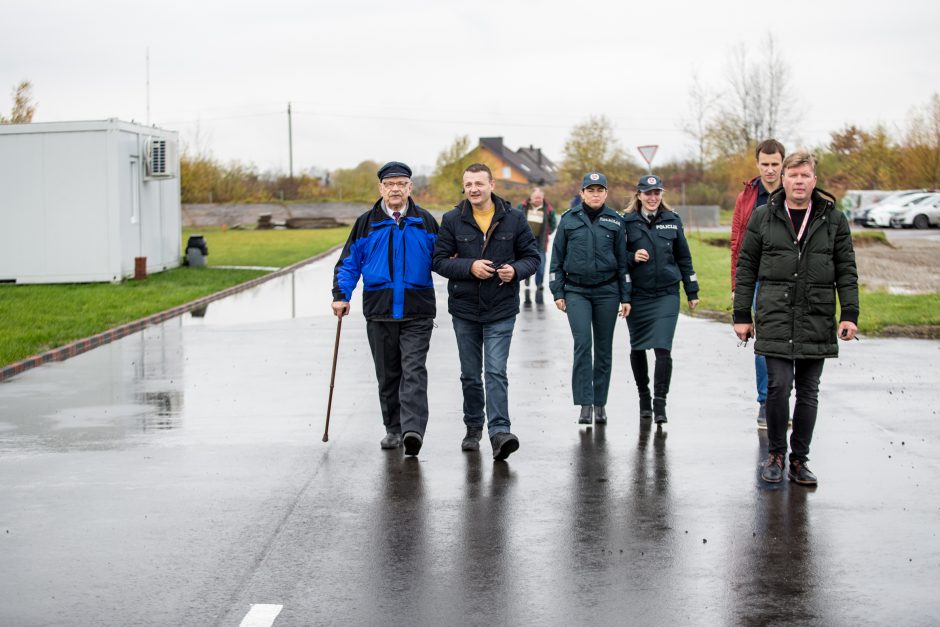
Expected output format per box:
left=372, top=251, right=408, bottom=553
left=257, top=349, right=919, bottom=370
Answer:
left=322, top=314, right=343, bottom=442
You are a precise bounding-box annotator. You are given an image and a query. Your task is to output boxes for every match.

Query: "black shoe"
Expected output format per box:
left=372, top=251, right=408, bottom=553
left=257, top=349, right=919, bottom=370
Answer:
left=523, top=289, right=532, bottom=306
left=639, top=392, right=653, bottom=420
left=380, top=432, right=402, bottom=449
left=653, top=397, right=667, bottom=424
left=594, top=405, right=607, bottom=424
left=761, top=453, right=785, bottom=483
left=461, top=427, right=483, bottom=452
left=578, top=405, right=593, bottom=424
left=788, top=460, right=818, bottom=486
left=491, top=432, right=519, bottom=461
left=402, top=432, right=423, bottom=456
left=535, top=288, right=544, bottom=305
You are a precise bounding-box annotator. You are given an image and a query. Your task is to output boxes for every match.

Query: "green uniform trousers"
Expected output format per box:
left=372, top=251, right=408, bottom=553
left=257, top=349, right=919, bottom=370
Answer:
left=564, top=284, right=621, bottom=406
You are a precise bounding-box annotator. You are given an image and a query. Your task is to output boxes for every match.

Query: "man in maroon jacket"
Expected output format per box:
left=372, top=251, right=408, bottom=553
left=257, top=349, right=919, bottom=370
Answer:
left=730, top=139, right=785, bottom=429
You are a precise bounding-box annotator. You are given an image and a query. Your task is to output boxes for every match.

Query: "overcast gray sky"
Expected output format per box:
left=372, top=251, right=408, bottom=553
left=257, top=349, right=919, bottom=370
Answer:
left=3, top=0, right=939, bottom=176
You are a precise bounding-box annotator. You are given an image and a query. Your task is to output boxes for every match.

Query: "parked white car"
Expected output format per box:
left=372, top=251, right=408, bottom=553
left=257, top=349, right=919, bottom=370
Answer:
left=860, top=192, right=940, bottom=227
left=853, top=190, right=932, bottom=226
left=890, top=195, right=940, bottom=229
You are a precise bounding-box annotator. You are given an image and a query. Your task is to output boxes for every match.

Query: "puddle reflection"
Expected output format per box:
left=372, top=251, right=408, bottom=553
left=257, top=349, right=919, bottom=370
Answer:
left=182, top=265, right=324, bottom=326
left=0, top=325, right=185, bottom=452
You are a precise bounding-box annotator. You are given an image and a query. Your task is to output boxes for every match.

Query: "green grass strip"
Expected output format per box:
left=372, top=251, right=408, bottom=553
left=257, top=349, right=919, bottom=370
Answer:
left=0, top=226, right=350, bottom=366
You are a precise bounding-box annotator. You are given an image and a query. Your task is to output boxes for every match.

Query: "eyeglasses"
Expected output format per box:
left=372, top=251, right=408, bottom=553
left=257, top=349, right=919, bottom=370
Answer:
left=737, top=338, right=749, bottom=347
left=382, top=181, right=411, bottom=189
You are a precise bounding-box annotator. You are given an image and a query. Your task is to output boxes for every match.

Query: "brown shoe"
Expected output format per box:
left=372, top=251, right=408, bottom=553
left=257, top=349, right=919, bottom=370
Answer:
left=761, top=453, right=785, bottom=483
left=788, top=460, right=818, bottom=486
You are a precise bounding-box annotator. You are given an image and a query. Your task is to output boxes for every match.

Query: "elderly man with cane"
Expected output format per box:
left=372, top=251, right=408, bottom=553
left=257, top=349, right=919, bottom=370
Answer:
left=331, top=161, right=439, bottom=456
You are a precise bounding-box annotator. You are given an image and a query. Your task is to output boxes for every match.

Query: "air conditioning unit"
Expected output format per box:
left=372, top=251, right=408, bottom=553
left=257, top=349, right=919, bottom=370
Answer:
left=145, top=136, right=178, bottom=178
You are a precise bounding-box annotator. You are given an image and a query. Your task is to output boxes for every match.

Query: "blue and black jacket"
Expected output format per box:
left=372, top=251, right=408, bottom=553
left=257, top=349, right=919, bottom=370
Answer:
left=332, top=198, right=439, bottom=320
left=623, top=209, right=699, bottom=300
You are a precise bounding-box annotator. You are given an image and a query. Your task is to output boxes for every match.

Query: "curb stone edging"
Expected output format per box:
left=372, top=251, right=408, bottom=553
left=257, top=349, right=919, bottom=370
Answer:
left=0, top=246, right=342, bottom=383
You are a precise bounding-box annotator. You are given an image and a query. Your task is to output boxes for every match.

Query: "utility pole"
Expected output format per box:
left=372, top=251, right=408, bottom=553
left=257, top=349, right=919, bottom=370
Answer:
left=287, top=102, right=294, bottom=180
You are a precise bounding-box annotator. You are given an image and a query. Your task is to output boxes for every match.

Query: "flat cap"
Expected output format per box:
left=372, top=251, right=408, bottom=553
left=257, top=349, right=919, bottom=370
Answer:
left=377, top=161, right=412, bottom=180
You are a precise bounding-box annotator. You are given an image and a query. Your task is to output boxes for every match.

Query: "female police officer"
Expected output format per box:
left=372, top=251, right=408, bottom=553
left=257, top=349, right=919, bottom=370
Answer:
left=550, top=172, right=631, bottom=425
left=623, top=174, right=698, bottom=424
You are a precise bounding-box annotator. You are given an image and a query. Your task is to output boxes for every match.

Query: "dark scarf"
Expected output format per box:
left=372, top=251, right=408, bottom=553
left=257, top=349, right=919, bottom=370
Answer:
left=584, top=205, right=603, bottom=222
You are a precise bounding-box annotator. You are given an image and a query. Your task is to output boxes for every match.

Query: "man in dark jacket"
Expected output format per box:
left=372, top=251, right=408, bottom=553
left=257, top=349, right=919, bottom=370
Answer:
left=432, top=163, right=540, bottom=460
left=517, top=187, right=556, bottom=306
left=733, top=151, right=859, bottom=486
left=332, top=161, right=439, bottom=456
left=731, top=139, right=785, bottom=428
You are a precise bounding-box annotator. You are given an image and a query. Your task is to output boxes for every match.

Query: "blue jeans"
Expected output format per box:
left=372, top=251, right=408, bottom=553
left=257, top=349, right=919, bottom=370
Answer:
left=525, top=251, right=547, bottom=288
left=753, top=284, right=768, bottom=404
left=451, top=315, right=516, bottom=436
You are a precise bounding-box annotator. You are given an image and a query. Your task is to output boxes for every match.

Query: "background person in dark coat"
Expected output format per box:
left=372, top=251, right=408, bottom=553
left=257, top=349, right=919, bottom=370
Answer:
left=432, top=163, right=540, bottom=461
left=733, top=151, right=859, bottom=486
left=332, top=161, right=439, bottom=456
left=550, top=172, right=631, bottom=426
left=623, top=175, right=699, bottom=425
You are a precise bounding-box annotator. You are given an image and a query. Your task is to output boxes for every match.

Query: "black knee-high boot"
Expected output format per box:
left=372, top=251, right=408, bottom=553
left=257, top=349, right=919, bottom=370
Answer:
left=653, top=349, right=673, bottom=424
left=630, top=350, right=653, bottom=418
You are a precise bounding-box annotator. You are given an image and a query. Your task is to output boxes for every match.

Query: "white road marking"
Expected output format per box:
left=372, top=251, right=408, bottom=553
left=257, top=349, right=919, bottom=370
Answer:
left=239, top=604, right=283, bottom=627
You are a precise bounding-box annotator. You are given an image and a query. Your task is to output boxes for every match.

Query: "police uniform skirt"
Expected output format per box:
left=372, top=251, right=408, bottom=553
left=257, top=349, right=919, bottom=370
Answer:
left=627, top=291, right=680, bottom=351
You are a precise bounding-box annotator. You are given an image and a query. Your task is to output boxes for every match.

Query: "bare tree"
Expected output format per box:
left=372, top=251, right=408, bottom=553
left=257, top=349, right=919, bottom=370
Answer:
left=681, top=72, right=720, bottom=173
left=0, top=80, right=37, bottom=124
left=700, top=34, right=800, bottom=158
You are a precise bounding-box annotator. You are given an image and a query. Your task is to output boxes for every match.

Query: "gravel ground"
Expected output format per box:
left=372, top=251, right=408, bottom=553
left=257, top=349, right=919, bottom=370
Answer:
left=855, top=237, right=940, bottom=294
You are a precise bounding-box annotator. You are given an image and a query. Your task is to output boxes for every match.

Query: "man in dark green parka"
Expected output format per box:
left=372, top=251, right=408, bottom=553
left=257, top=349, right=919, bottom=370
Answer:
left=733, top=151, right=859, bottom=486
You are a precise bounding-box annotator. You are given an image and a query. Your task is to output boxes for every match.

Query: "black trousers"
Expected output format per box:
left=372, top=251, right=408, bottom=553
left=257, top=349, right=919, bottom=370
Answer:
left=366, top=318, right=433, bottom=436
left=765, top=356, right=825, bottom=462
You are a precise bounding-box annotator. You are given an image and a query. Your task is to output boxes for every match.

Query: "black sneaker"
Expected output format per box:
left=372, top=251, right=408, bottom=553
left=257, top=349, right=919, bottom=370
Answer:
left=535, top=288, right=544, bottom=305
left=461, top=427, right=482, bottom=452
left=402, top=432, right=423, bottom=456
left=380, top=432, right=402, bottom=449
left=761, top=453, right=785, bottom=483
left=578, top=405, right=593, bottom=424
left=523, top=288, right=532, bottom=307
left=491, top=432, right=519, bottom=461
left=594, top=405, right=607, bottom=424
left=788, top=460, right=818, bottom=486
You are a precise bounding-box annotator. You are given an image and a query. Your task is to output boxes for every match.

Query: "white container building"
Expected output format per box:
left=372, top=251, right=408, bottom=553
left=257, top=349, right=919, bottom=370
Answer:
left=0, top=119, right=181, bottom=284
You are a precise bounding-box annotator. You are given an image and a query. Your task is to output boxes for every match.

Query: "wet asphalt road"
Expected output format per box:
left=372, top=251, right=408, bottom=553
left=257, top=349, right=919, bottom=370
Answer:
left=1, top=252, right=939, bottom=626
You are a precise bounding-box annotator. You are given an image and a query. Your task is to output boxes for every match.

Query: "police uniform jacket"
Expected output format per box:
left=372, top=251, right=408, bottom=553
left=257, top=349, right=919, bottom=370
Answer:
left=623, top=209, right=699, bottom=300
left=332, top=197, right=438, bottom=320
left=432, top=194, right=541, bottom=323
left=733, top=187, right=859, bottom=359
left=549, top=204, right=631, bottom=303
